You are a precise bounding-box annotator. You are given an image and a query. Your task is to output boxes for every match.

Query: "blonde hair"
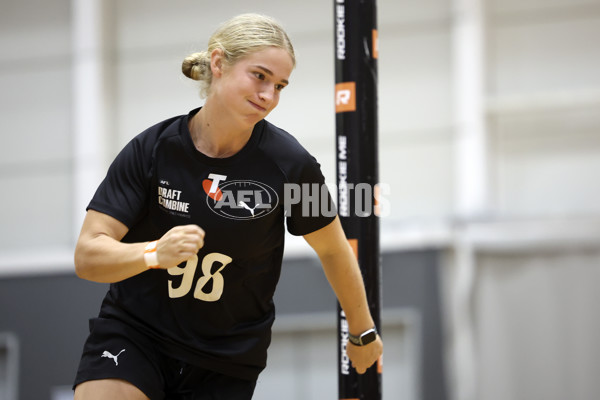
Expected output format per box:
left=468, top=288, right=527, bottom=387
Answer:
left=182, top=13, right=295, bottom=97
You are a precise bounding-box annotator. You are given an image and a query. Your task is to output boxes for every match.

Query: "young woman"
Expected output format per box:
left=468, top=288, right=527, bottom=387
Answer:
left=73, top=13, right=382, bottom=400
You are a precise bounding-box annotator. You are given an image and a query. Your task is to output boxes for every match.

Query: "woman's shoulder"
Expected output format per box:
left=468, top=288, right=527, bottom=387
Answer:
left=121, top=112, right=190, bottom=159
left=135, top=113, right=185, bottom=143
left=259, top=120, right=313, bottom=160
left=257, top=120, right=324, bottom=181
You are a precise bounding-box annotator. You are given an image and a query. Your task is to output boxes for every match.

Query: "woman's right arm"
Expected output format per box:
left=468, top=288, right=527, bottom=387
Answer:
left=74, top=209, right=205, bottom=283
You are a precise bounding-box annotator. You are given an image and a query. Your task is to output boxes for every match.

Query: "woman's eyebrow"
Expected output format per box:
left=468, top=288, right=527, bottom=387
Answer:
left=253, top=65, right=289, bottom=85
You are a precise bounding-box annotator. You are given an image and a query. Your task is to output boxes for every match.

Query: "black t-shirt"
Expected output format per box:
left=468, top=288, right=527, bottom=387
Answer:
left=88, top=108, right=335, bottom=380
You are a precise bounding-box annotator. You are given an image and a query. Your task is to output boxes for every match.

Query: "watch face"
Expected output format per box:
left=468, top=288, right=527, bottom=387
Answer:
left=361, top=330, right=377, bottom=345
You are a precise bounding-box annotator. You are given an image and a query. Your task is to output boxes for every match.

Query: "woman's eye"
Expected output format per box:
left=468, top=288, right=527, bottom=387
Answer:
left=275, top=84, right=285, bottom=91
left=254, top=72, right=265, bottom=80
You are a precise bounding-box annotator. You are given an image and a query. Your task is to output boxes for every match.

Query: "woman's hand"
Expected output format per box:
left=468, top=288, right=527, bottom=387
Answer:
left=154, top=225, right=205, bottom=269
left=346, top=334, right=383, bottom=374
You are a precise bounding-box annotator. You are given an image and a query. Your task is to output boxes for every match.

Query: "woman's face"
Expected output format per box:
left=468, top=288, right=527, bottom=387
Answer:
left=211, top=46, right=294, bottom=128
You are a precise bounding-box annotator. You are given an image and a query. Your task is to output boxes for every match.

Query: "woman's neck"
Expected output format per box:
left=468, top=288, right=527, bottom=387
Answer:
left=189, top=104, right=253, bottom=158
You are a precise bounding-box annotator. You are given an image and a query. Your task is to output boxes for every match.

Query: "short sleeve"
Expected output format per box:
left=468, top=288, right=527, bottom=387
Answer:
left=87, top=135, right=153, bottom=228
left=285, top=156, right=337, bottom=236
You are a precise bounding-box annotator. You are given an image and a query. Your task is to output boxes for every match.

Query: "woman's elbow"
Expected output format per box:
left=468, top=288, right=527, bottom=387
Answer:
left=73, top=243, right=93, bottom=280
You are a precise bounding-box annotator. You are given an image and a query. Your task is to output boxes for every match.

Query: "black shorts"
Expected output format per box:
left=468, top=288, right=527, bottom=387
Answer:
left=74, top=317, right=257, bottom=400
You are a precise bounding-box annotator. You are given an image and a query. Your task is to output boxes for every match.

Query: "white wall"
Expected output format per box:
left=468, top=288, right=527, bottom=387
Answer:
left=0, top=0, right=73, bottom=253
left=0, top=0, right=457, bottom=258
left=488, top=0, right=600, bottom=218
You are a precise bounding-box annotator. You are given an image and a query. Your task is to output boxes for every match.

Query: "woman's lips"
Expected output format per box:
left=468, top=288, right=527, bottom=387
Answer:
left=248, top=100, right=266, bottom=112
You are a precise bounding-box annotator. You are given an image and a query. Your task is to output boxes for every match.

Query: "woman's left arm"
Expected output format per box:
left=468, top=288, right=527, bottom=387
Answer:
left=303, top=216, right=383, bottom=374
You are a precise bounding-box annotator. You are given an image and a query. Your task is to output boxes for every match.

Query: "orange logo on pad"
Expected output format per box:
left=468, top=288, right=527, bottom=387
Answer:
left=335, top=82, right=356, bottom=113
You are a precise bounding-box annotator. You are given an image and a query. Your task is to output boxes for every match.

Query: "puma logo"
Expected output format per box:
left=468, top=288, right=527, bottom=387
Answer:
left=238, top=201, right=260, bottom=217
left=101, top=349, right=126, bottom=366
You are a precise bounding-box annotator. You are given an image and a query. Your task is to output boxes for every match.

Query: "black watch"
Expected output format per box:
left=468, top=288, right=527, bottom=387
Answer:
left=348, top=327, right=378, bottom=346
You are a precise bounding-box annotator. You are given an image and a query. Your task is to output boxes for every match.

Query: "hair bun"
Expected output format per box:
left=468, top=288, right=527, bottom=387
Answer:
left=182, top=52, right=209, bottom=81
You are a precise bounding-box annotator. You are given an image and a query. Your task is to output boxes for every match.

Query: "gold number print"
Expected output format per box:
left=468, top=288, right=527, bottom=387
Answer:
left=194, top=253, right=233, bottom=302
left=167, top=253, right=233, bottom=302
left=167, top=255, right=198, bottom=298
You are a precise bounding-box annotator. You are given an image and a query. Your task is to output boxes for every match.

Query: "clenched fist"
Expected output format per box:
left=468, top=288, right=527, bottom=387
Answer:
left=347, top=334, right=383, bottom=374
left=154, top=225, right=205, bottom=269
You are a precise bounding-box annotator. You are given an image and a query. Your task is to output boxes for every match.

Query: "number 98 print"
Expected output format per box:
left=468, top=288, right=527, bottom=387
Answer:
left=167, top=253, right=233, bottom=302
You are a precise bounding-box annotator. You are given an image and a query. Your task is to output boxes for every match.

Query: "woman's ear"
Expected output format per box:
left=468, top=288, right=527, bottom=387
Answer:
left=210, top=48, right=225, bottom=78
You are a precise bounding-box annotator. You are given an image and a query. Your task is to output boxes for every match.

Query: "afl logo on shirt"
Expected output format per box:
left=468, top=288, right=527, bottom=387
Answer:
left=203, top=173, right=278, bottom=220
